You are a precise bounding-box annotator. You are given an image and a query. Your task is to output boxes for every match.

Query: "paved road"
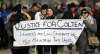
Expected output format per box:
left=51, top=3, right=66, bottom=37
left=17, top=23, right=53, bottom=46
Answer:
left=0, top=46, right=100, bottom=54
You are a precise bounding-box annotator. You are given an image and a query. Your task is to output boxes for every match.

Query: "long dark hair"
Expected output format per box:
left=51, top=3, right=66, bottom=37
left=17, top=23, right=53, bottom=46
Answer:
left=47, top=7, right=55, bottom=16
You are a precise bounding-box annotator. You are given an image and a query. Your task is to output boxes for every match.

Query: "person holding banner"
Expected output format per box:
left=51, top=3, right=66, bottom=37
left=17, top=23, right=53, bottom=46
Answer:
left=7, top=4, right=31, bottom=54
left=35, top=5, right=59, bottom=54
left=46, top=7, right=58, bottom=54
left=78, top=7, right=97, bottom=54
left=35, top=4, right=48, bottom=54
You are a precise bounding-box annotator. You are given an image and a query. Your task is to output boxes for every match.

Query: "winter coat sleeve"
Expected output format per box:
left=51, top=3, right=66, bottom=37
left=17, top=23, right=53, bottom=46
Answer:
left=83, top=18, right=97, bottom=33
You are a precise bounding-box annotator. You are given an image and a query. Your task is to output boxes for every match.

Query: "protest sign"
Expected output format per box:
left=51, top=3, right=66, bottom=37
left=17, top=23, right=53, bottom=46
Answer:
left=13, top=19, right=85, bottom=47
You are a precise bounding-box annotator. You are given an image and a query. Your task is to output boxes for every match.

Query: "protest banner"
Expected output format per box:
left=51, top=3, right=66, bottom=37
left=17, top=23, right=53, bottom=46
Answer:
left=13, top=19, right=85, bottom=47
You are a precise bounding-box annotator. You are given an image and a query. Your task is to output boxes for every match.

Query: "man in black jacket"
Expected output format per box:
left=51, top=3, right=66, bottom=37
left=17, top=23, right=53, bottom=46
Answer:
left=8, top=4, right=30, bottom=54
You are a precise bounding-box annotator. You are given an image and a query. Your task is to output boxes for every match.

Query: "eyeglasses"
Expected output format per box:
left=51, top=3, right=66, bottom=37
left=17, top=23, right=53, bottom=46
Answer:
left=82, top=12, right=88, bottom=14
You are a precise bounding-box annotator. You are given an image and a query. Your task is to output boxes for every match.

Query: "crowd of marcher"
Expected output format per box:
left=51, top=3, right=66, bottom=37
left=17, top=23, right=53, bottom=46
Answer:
left=0, top=1, right=100, bottom=54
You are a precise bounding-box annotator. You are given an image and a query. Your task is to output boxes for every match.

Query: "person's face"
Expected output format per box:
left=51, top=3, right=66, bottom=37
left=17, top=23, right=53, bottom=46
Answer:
left=32, top=6, right=39, bottom=12
left=82, top=11, right=89, bottom=18
left=95, top=6, right=100, bottom=11
left=71, top=7, right=76, bottom=12
left=2, top=4, right=7, bottom=10
left=47, top=8, right=53, bottom=16
left=41, top=9, right=47, bottom=15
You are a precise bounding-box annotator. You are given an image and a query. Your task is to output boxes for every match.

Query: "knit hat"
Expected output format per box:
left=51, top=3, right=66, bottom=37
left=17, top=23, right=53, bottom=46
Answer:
left=83, top=7, right=91, bottom=13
